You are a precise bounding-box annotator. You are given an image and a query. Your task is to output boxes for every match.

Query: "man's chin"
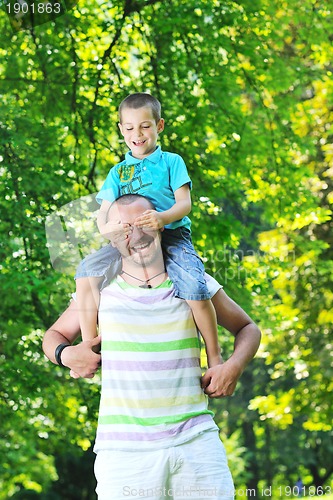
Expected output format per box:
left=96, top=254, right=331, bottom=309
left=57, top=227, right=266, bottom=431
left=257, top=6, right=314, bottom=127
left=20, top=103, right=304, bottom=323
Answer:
left=130, top=246, right=156, bottom=266
left=131, top=250, right=153, bottom=264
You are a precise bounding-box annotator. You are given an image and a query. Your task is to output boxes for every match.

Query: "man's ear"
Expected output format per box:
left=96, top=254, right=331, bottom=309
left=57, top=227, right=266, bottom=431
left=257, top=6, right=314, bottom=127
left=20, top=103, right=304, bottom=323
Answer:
left=118, top=122, right=124, bottom=136
left=157, top=118, right=165, bottom=134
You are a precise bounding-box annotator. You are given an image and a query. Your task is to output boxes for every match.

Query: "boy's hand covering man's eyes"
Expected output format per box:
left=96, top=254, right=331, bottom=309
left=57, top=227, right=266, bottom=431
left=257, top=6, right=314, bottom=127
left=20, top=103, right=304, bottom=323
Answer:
left=134, top=210, right=165, bottom=230
left=100, top=221, right=132, bottom=246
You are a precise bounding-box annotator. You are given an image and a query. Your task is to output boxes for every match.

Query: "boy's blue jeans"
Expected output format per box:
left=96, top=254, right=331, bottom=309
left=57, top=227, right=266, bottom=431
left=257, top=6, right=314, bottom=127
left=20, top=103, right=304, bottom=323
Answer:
left=75, top=243, right=122, bottom=289
left=162, top=228, right=210, bottom=300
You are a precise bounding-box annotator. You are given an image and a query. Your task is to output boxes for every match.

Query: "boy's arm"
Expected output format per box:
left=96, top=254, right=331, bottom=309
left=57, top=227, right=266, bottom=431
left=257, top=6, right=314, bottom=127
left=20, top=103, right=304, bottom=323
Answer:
left=134, top=184, right=191, bottom=230
left=96, top=200, right=112, bottom=236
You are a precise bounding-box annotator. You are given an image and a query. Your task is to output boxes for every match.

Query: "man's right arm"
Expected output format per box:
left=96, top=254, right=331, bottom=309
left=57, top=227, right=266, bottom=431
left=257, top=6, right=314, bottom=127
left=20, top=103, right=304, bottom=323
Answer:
left=42, top=300, right=101, bottom=379
left=202, top=286, right=261, bottom=398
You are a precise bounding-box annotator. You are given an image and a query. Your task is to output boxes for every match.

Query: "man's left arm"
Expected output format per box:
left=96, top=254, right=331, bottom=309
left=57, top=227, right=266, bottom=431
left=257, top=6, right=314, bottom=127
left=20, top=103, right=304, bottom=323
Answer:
left=201, top=288, right=261, bottom=398
left=42, top=300, right=101, bottom=379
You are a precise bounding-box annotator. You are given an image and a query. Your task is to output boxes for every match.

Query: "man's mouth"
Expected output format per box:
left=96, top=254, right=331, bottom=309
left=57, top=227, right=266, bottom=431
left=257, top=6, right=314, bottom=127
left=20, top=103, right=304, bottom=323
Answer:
left=130, top=239, right=152, bottom=253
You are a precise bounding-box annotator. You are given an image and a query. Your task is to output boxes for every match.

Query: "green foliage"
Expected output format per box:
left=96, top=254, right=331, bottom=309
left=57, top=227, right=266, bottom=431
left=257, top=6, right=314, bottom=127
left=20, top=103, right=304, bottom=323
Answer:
left=0, top=0, right=332, bottom=496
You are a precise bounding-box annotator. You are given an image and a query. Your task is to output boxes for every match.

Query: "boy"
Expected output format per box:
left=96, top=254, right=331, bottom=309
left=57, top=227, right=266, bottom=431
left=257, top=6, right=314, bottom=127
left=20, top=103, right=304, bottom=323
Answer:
left=75, top=93, right=222, bottom=367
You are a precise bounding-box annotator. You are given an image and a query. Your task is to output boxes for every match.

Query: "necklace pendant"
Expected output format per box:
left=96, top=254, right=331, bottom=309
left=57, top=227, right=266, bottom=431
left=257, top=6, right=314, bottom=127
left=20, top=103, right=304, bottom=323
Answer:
left=139, top=283, right=151, bottom=289
left=121, top=269, right=165, bottom=289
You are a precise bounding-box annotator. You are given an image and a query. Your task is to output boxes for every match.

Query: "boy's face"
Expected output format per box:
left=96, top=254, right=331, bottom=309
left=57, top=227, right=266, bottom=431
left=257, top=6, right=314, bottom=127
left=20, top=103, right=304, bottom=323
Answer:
left=118, top=106, right=164, bottom=160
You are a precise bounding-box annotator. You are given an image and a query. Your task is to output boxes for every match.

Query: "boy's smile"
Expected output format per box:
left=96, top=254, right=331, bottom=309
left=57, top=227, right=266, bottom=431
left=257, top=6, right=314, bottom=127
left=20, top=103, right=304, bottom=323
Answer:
left=119, top=106, right=164, bottom=160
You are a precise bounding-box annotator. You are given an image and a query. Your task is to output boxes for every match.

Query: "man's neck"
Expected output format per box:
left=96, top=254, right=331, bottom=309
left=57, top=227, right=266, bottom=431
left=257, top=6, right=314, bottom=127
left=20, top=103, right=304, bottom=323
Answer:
left=121, top=261, right=167, bottom=288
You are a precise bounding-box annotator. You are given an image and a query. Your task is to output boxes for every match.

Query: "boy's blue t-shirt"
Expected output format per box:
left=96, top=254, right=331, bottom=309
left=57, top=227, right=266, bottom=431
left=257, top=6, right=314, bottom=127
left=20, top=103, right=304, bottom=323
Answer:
left=96, top=146, right=192, bottom=230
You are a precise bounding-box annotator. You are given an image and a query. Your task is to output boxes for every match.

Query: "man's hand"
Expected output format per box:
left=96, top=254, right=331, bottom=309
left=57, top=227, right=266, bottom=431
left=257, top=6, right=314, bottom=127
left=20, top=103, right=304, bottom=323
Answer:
left=201, top=358, right=243, bottom=398
left=61, top=336, right=101, bottom=379
left=135, top=210, right=165, bottom=230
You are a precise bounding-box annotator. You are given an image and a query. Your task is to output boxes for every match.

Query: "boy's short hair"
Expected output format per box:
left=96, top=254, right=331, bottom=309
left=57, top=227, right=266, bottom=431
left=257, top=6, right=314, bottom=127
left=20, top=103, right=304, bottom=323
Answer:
left=119, top=93, right=161, bottom=124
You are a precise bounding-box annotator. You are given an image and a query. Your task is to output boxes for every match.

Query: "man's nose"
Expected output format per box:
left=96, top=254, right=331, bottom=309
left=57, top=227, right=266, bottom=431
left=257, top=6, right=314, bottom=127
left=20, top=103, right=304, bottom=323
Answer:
left=129, top=225, right=144, bottom=242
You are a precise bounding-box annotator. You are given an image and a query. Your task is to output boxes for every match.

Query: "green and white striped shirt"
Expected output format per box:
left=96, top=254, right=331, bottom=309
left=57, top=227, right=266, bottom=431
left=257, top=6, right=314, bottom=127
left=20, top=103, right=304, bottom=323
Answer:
left=94, top=275, right=220, bottom=452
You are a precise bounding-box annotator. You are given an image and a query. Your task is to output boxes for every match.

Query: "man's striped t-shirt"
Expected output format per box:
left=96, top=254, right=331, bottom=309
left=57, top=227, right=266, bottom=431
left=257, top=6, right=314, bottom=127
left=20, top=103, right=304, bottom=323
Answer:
left=94, top=275, right=220, bottom=452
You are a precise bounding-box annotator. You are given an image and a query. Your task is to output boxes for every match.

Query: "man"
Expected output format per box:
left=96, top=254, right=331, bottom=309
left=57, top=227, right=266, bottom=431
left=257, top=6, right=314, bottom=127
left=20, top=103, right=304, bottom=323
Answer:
left=43, top=194, right=261, bottom=499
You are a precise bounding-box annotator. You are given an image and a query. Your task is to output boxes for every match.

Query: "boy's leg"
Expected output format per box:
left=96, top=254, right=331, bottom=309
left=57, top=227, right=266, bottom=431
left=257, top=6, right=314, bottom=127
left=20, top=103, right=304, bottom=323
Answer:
left=76, top=276, right=103, bottom=341
left=187, top=299, right=222, bottom=367
left=74, top=244, right=122, bottom=342
left=162, top=229, right=222, bottom=367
